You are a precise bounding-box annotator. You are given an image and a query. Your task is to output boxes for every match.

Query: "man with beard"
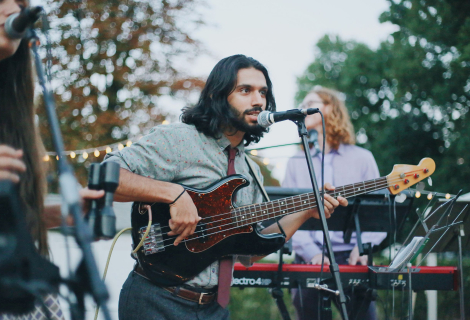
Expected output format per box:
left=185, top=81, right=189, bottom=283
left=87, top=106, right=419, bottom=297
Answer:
left=104, top=55, right=347, bottom=319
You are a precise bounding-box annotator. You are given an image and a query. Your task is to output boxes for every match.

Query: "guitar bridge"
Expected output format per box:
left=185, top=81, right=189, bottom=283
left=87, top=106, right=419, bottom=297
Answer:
left=139, top=223, right=165, bottom=255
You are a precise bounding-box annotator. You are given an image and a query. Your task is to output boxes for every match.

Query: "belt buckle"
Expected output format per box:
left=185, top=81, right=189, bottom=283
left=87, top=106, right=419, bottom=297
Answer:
left=198, top=292, right=207, bottom=304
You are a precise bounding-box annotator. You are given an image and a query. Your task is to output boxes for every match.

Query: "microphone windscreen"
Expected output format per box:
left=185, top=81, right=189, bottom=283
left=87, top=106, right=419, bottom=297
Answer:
left=257, top=111, right=272, bottom=128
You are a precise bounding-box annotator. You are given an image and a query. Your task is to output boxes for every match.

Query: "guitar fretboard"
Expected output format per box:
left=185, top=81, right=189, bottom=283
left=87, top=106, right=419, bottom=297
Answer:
left=231, top=177, right=388, bottom=227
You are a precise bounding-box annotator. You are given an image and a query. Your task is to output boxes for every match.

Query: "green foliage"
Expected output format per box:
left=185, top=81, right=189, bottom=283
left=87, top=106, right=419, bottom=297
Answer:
left=290, top=1, right=470, bottom=318
left=295, top=0, right=470, bottom=194
left=229, top=288, right=297, bottom=320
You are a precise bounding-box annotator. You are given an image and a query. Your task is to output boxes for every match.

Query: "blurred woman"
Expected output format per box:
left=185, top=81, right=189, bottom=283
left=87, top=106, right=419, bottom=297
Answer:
left=283, top=86, right=386, bottom=320
left=0, top=0, right=102, bottom=318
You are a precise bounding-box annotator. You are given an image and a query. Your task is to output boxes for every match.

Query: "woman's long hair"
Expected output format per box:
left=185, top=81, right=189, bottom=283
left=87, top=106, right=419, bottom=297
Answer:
left=0, top=39, right=48, bottom=256
left=181, top=54, right=276, bottom=146
left=312, top=87, right=355, bottom=150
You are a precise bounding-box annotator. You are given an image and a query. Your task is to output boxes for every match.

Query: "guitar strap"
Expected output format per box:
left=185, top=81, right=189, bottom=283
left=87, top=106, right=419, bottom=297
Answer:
left=244, top=156, right=270, bottom=202
left=244, top=156, right=287, bottom=238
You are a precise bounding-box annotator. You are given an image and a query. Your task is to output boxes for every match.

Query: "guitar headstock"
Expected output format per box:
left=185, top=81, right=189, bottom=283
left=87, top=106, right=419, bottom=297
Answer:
left=386, top=158, right=436, bottom=195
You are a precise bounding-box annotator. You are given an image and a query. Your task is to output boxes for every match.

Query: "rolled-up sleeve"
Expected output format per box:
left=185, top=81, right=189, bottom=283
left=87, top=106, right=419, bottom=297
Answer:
left=103, top=126, right=184, bottom=181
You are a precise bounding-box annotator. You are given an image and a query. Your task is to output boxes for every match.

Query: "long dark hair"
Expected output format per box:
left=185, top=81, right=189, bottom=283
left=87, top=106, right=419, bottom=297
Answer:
left=181, top=54, right=276, bottom=145
left=0, top=40, right=48, bottom=256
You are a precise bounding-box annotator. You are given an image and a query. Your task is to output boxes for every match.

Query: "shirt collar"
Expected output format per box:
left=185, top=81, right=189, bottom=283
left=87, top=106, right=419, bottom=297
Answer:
left=310, top=143, right=343, bottom=156
left=336, top=143, right=344, bottom=155
left=215, top=135, right=245, bottom=156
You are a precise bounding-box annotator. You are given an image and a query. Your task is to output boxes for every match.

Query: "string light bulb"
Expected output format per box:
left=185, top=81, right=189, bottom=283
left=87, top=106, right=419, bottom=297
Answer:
left=162, top=120, right=169, bottom=125
left=415, top=191, right=421, bottom=198
left=126, top=140, right=132, bottom=147
left=250, top=150, right=258, bottom=156
left=83, top=152, right=88, bottom=159
left=43, top=155, right=50, bottom=161
left=263, top=158, right=270, bottom=165
left=106, top=147, right=112, bottom=153
left=118, top=143, right=124, bottom=150
left=94, top=149, right=100, bottom=157
left=70, top=152, right=76, bottom=159
left=445, top=193, right=451, bottom=199
left=56, top=155, right=59, bottom=160
left=427, top=193, right=433, bottom=200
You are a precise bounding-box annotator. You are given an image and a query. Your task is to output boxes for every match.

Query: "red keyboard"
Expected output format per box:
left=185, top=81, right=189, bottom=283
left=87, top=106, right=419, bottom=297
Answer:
left=233, top=263, right=458, bottom=291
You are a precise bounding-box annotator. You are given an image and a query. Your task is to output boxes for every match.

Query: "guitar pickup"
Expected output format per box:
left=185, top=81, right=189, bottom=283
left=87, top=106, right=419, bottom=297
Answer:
left=139, top=223, right=165, bottom=255
left=196, top=223, right=207, bottom=243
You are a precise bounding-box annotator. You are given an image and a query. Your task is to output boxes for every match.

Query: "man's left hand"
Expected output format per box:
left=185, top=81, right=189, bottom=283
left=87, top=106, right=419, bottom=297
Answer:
left=348, top=245, right=368, bottom=266
left=306, top=183, right=348, bottom=219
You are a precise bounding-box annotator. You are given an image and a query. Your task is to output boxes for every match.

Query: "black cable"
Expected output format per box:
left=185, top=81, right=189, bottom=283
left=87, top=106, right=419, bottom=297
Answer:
left=297, top=282, right=304, bottom=320
left=393, top=199, right=398, bottom=252
left=385, top=194, right=392, bottom=320
left=317, top=111, right=326, bottom=320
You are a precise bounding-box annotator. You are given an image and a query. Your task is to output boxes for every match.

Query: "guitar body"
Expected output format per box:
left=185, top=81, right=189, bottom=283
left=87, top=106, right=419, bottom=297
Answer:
left=131, top=174, right=286, bottom=286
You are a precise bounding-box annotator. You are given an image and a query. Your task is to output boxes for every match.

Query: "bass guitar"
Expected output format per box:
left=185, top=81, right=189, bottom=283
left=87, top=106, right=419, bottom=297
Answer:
left=131, top=158, right=435, bottom=286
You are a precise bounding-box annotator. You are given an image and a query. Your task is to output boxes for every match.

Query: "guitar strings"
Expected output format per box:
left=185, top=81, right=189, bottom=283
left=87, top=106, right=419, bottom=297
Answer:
left=149, top=177, right=410, bottom=249
left=153, top=176, right=409, bottom=244
left=153, top=174, right=401, bottom=233
left=155, top=180, right=393, bottom=249
left=154, top=179, right=387, bottom=235
left=166, top=180, right=390, bottom=235
left=153, top=174, right=409, bottom=235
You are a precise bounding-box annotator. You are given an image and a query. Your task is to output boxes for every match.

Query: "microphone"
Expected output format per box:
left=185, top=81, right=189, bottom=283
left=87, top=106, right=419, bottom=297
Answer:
left=257, top=108, right=319, bottom=128
left=5, top=6, right=43, bottom=39
left=308, top=129, right=321, bottom=154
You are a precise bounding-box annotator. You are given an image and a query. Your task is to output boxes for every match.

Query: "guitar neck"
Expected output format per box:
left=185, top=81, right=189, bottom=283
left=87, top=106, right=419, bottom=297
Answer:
left=232, top=176, right=389, bottom=226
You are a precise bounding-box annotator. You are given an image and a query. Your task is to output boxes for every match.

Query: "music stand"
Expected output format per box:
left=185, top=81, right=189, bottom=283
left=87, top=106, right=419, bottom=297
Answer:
left=415, top=198, right=470, bottom=320
left=415, top=199, right=470, bottom=253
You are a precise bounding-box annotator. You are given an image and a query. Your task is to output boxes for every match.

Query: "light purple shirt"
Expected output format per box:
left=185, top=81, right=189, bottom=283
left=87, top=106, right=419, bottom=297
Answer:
left=282, top=143, right=387, bottom=263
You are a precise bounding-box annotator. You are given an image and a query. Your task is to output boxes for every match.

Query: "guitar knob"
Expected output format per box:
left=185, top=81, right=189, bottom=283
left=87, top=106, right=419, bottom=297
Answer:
left=394, top=184, right=400, bottom=190
left=404, top=179, right=409, bottom=184
left=423, top=168, right=429, bottom=173
left=414, top=174, right=420, bottom=179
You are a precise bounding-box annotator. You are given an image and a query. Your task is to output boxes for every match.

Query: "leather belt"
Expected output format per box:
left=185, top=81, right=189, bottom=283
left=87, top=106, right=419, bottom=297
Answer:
left=134, top=266, right=217, bottom=305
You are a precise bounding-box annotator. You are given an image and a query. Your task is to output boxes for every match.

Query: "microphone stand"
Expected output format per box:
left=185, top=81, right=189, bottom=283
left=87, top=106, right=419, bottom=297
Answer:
left=28, top=28, right=111, bottom=320
left=295, top=117, right=349, bottom=320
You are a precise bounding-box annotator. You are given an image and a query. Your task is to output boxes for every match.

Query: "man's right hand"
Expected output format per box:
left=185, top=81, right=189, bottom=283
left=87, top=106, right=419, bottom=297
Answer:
left=310, top=253, right=330, bottom=265
left=167, top=187, right=201, bottom=246
left=0, top=145, right=26, bottom=183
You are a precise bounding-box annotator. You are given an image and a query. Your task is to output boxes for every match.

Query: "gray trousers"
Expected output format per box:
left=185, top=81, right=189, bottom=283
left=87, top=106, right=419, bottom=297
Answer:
left=118, top=271, right=230, bottom=320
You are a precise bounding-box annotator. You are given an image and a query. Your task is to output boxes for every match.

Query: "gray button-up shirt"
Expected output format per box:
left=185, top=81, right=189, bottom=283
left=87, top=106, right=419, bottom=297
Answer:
left=104, top=123, right=264, bottom=288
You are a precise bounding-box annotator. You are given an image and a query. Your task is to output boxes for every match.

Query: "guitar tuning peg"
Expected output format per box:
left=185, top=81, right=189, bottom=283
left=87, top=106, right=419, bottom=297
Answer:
left=395, top=193, right=406, bottom=203
left=416, top=182, right=425, bottom=191
left=427, top=177, right=433, bottom=186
